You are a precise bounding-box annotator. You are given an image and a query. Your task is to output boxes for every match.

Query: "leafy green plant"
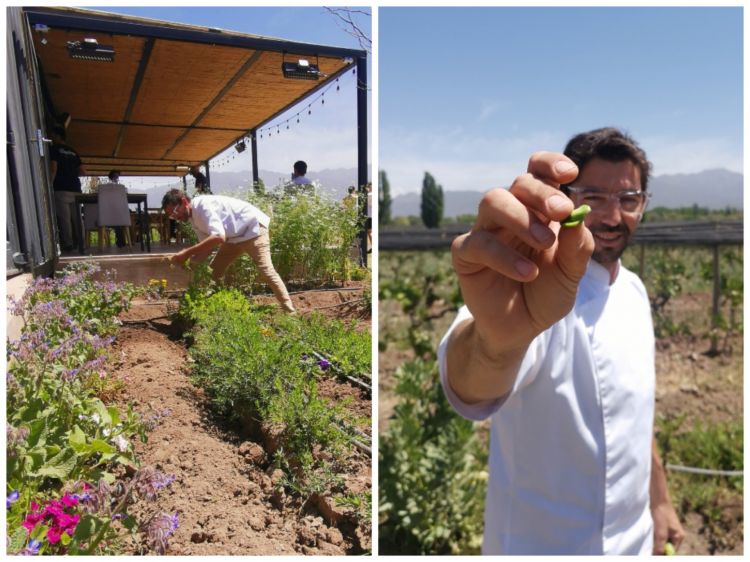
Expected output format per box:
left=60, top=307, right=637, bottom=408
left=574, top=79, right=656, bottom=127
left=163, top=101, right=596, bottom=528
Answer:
left=379, top=252, right=461, bottom=358
left=6, top=263, right=176, bottom=555
left=699, top=247, right=744, bottom=354
left=655, top=415, right=743, bottom=526
left=185, top=290, right=366, bottom=495
left=379, top=359, right=487, bottom=555
left=643, top=248, right=691, bottom=337
left=237, top=189, right=361, bottom=286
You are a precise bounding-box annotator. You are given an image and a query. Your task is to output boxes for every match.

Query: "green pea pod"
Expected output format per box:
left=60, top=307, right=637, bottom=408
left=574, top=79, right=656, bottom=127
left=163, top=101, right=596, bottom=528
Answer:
left=560, top=204, right=591, bottom=227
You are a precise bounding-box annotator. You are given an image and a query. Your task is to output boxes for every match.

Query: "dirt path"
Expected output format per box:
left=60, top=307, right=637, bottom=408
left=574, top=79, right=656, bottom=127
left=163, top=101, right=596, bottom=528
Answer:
left=111, top=294, right=369, bottom=555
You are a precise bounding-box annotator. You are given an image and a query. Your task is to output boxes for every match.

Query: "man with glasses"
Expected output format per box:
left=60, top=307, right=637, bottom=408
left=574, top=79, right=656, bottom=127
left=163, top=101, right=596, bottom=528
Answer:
left=161, top=189, right=295, bottom=313
left=438, top=128, right=684, bottom=554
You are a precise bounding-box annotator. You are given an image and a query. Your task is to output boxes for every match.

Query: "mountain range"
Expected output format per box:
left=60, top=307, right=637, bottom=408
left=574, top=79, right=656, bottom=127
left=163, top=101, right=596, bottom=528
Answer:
left=134, top=167, right=369, bottom=206
left=388, top=168, right=743, bottom=217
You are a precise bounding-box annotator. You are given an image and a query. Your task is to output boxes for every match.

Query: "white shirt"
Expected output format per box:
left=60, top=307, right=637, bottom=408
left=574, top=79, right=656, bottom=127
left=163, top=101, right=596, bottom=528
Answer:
left=292, top=175, right=312, bottom=185
left=189, top=195, right=270, bottom=244
left=438, top=260, right=656, bottom=555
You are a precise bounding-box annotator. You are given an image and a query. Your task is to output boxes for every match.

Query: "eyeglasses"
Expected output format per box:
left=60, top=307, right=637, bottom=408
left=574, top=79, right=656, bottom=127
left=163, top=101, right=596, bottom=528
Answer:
left=167, top=204, right=182, bottom=219
left=566, top=186, right=650, bottom=214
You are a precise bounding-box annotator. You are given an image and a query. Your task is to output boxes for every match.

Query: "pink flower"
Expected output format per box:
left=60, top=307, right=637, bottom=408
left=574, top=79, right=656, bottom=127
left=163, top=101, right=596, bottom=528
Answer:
left=58, top=513, right=80, bottom=532
left=47, top=527, right=62, bottom=544
left=43, top=502, right=64, bottom=518
left=60, top=495, right=79, bottom=509
left=22, top=512, right=43, bottom=532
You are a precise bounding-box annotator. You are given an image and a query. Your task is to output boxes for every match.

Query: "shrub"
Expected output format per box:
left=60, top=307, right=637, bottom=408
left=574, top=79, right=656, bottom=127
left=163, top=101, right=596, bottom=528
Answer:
left=245, top=190, right=361, bottom=284
left=379, top=359, right=487, bottom=555
left=186, top=290, right=368, bottom=490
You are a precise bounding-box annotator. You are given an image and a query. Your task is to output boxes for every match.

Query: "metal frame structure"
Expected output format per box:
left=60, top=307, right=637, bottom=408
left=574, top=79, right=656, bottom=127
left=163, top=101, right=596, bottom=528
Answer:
left=8, top=7, right=370, bottom=275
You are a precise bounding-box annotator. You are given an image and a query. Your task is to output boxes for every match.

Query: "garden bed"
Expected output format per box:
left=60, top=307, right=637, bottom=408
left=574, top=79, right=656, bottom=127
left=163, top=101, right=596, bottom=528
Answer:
left=110, top=284, right=371, bottom=555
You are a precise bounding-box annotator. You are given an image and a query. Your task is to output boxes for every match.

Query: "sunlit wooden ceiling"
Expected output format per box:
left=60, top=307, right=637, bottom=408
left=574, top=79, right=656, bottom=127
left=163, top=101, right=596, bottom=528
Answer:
left=25, top=7, right=362, bottom=177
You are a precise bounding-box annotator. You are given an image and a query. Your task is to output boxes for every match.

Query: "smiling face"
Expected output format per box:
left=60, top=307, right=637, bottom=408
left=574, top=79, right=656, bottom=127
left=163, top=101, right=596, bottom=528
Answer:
left=571, top=158, right=645, bottom=271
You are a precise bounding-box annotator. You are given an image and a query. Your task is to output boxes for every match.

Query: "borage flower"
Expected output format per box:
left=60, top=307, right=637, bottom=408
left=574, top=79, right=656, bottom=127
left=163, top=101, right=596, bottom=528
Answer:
left=19, top=538, right=42, bottom=556
left=143, top=512, right=179, bottom=555
left=7, top=490, right=20, bottom=508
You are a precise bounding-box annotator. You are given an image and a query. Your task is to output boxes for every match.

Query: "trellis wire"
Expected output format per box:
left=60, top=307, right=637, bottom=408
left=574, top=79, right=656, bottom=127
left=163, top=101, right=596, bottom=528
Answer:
left=666, top=463, right=742, bottom=477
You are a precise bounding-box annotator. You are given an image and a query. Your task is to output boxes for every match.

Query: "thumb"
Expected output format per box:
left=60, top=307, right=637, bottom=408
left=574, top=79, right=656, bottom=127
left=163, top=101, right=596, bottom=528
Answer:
left=555, top=222, right=594, bottom=283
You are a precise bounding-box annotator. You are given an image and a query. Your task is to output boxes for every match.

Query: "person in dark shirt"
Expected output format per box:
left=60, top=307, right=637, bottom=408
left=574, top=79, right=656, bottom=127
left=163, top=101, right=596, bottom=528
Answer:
left=189, top=166, right=210, bottom=194
left=49, top=126, right=86, bottom=250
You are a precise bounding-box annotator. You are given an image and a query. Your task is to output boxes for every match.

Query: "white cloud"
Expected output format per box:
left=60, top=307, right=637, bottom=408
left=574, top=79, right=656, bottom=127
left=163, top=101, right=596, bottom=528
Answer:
left=477, top=100, right=502, bottom=122
left=380, top=126, right=567, bottom=195
left=640, top=135, right=743, bottom=176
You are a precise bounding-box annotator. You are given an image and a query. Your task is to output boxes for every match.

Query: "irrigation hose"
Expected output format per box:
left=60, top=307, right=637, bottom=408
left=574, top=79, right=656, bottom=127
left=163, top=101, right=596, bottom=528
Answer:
left=331, top=424, right=371, bottom=457
left=310, top=350, right=372, bottom=393
left=310, top=298, right=368, bottom=311
left=666, top=464, right=743, bottom=477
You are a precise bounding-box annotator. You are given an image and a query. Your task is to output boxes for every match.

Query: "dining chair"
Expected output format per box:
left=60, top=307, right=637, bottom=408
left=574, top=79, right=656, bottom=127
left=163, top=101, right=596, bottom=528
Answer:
left=97, top=184, right=132, bottom=250
left=82, top=204, right=100, bottom=248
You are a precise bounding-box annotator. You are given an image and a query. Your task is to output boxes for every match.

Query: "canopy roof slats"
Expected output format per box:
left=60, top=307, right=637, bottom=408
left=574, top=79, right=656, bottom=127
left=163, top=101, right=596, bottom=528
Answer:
left=25, top=6, right=365, bottom=177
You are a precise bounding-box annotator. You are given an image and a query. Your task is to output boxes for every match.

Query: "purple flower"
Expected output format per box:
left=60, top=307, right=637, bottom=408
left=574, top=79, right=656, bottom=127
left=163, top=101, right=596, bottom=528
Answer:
left=144, top=512, right=179, bottom=554
left=317, top=359, right=331, bottom=371
left=20, top=539, right=42, bottom=555
left=133, top=467, right=176, bottom=501
left=143, top=408, right=172, bottom=431
left=7, top=490, right=20, bottom=508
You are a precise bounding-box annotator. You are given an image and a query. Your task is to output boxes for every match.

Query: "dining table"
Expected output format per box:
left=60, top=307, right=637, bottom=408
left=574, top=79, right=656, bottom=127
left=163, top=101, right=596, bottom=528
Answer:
left=73, top=192, right=151, bottom=254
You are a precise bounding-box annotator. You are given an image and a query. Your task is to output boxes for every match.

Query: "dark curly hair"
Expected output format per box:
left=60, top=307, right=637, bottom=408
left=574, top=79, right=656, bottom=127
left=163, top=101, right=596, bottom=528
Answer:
left=562, top=127, right=652, bottom=192
left=161, top=188, right=190, bottom=209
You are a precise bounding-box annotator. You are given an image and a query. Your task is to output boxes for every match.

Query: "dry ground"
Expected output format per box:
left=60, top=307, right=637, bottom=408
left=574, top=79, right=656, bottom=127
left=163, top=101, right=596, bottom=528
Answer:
left=109, top=285, right=371, bottom=555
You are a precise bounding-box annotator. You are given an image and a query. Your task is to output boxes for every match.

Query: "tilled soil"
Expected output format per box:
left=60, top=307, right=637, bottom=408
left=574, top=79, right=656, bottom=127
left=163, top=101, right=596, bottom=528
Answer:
left=110, top=286, right=371, bottom=555
left=378, top=293, right=743, bottom=555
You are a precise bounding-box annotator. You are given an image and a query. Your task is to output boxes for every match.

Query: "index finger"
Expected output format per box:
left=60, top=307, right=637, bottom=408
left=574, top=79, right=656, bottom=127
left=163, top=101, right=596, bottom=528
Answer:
left=527, top=151, right=579, bottom=186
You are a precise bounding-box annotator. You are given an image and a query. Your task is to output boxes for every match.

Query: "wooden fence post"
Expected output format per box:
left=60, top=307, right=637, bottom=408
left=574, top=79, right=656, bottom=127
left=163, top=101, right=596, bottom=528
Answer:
left=709, top=244, right=721, bottom=355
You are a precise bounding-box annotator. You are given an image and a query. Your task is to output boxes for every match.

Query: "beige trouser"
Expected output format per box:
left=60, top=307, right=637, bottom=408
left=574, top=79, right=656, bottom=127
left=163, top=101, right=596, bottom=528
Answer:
left=210, top=228, right=295, bottom=312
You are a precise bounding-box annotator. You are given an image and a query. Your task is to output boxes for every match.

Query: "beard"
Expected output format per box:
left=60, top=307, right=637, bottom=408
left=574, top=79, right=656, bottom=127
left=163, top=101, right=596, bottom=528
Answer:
left=589, top=223, right=632, bottom=266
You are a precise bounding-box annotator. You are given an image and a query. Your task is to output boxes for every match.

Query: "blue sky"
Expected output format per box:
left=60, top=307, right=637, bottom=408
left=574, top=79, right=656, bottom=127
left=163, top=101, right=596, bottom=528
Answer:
left=89, top=6, right=371, bottom=182
left=379, top=7, right=743, bottom=195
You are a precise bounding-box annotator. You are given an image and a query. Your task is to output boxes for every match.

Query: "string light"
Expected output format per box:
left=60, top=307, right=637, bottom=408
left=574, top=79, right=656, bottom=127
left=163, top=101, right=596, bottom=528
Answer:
left=203, top=65, right=356, bottom=169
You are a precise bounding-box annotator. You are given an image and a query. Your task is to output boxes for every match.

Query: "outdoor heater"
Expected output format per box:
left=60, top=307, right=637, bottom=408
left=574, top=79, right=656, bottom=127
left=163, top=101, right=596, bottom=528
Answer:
left=282, top=54, right=320, bottom=80
left=66, top=38, right=115, bottom=62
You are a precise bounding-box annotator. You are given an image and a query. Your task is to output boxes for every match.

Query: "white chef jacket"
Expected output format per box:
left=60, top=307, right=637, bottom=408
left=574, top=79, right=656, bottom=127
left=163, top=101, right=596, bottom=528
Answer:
left=189, top=195, right=270, bottom=244
left=438, top=260, right=656, bottom=555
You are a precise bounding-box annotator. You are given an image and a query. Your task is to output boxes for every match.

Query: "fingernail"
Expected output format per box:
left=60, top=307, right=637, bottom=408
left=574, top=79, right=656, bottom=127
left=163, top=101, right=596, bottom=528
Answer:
left=548, top=194, right=571, bottom=213
left=554, top=160, right=577, bottom=174
left=530, top=222, right=553, bottom=243
left=515, top=259, right=535, bottom=277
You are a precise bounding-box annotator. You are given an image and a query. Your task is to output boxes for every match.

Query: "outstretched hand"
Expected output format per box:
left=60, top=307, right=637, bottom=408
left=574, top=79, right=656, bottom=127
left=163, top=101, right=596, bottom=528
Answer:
left=450, top=151, right=595, bottom=356
left=169, top=252, right=188, bottom=267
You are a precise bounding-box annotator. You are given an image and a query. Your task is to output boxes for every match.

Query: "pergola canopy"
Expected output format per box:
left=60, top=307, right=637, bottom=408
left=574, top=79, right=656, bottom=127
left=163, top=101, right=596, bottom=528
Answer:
left=25, top=7, right=365, bottom=177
